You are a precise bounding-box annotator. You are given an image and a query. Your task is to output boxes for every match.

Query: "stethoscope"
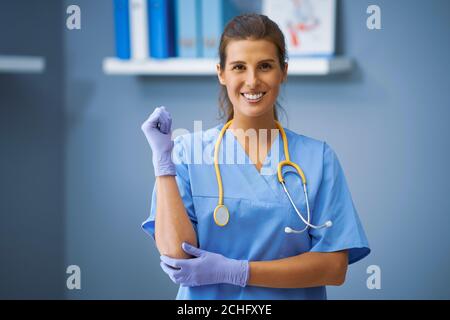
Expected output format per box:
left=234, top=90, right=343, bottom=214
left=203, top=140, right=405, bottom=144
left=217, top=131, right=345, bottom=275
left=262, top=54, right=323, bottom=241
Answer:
left=213, top=119, right=333, bottom=234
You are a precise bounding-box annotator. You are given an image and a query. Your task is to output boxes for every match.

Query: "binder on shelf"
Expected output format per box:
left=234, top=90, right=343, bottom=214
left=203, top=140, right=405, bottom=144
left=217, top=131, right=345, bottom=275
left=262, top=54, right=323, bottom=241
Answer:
left=175, top=0, right=202, bottom=58
left=129, top=0, right=150, bottom=60
left=148, top=0, right=176, bottom=59
left=114, top=0, right=131, bottom=60
left=201, top=0, right=239, bottom=58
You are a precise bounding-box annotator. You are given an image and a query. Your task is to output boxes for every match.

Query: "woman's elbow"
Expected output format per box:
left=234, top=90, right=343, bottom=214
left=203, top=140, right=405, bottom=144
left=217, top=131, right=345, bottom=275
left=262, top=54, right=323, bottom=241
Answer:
left=329, top=251, right=349, bottom=286
left=157, top=242, right=185, bottom=258
left=159, top=247, right=190, bottom=259
left=155, top=234, right=198, bottom=259
left=332, top=265, right=347, bottom=286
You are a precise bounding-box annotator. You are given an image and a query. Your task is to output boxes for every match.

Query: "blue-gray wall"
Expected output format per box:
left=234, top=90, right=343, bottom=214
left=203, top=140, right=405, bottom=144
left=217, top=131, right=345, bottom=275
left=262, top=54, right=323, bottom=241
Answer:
left=2, top=0, right=449, bottom=299
left=0, top=0, right=65, bottom=299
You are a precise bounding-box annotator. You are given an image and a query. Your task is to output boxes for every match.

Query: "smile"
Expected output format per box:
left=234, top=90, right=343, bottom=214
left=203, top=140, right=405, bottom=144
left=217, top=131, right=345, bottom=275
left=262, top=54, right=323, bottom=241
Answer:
left=241, top=92, right=266, bottom=103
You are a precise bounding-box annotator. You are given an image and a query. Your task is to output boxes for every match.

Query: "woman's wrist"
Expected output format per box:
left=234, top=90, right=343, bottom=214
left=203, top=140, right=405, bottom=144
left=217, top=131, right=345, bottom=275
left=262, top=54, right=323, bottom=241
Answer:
left=224, top=258, right=250, bottom=287
left=153, top=151, right=176, bottom=176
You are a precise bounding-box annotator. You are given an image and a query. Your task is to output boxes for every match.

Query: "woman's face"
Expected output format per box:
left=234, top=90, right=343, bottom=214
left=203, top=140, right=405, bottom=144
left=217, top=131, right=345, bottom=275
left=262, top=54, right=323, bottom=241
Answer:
left=217, top=39, right=288, bottom=120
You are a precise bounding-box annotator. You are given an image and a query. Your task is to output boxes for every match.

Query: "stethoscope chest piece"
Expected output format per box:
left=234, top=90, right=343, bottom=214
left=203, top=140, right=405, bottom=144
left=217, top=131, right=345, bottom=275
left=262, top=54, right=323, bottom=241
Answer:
left=214, top=204, right=230, bottom=227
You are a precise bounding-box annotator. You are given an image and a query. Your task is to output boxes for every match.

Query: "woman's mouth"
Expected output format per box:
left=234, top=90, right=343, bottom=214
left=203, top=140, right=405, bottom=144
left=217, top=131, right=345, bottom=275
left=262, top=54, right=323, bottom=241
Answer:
left=241, top=92, right=266, bottom=104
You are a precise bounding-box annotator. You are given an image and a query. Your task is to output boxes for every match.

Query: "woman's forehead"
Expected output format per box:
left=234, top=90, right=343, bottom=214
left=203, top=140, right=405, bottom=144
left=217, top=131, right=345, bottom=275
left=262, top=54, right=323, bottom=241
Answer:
left=226, top=39, right=278, bottom=62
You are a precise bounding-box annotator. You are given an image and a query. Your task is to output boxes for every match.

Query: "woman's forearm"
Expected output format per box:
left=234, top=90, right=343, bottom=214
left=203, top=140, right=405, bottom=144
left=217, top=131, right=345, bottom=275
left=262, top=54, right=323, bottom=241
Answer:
left=154, top=176, right=197, bottom=259
left=248, top=250, right=348, bottom=288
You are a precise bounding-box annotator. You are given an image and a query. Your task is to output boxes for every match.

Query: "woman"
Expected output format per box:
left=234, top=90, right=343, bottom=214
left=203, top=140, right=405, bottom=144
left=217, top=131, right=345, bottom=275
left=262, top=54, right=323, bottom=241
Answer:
left=141, top=14, right=370, bottom=300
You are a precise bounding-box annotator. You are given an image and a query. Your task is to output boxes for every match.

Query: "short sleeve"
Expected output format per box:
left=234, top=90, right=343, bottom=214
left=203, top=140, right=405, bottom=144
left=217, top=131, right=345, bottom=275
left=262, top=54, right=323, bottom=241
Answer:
left=309, top=143, right=370, bottom=265
left=141, top=135, right=198, bottom=241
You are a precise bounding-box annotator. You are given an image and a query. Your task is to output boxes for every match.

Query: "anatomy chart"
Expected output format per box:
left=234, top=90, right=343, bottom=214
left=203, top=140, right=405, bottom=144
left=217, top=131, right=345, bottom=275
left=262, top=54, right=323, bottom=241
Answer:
left=263, top=0, right=336, bottom=56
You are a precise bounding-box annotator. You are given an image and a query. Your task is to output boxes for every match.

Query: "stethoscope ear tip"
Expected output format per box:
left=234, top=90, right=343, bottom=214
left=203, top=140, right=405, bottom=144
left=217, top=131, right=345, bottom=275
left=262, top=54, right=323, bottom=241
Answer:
left=284, top=227, right=292, bottom=233
left=325, top=221, right=333, bottom=228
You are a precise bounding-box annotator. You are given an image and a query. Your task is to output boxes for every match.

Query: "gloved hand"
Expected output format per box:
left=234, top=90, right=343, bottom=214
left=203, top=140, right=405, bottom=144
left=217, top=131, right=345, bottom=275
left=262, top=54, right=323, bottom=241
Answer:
left=141, top=106, right=176, bottom=176
left=160, top=242, right=250, bottom=287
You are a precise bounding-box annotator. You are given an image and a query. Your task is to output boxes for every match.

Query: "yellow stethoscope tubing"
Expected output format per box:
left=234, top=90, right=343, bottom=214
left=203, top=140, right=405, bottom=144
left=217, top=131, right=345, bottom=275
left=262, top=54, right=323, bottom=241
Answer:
left=213, top=120, right=233, bottom=207
left=212, top=120, right=233, bottom=227
left=274, top=121, right=312, bottom=232
left=213, top=119, right=308, bottom=225
left=275, top=117, right=306, bottom=185
left=214, top=120, right=305, bottom=204
left=213, top=119, right=332, bottom=231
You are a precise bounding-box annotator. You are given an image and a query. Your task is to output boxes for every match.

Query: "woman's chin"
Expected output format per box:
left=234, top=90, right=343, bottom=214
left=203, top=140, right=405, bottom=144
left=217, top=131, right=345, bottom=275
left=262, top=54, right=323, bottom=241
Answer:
left=238, top=104, right=273, bottom=117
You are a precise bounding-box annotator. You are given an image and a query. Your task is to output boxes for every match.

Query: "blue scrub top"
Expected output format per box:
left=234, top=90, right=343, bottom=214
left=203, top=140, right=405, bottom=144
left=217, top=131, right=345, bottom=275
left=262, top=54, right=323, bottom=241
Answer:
left=142, top=123, right=370, bottom=300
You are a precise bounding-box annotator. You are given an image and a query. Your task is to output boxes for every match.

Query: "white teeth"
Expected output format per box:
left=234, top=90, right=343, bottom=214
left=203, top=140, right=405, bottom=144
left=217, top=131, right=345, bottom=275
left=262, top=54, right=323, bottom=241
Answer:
left=243, top=93, right=264, bottom=100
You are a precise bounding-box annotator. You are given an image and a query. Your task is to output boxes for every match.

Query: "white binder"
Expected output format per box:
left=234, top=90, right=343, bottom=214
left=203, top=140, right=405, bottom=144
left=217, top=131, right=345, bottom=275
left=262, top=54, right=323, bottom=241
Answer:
left=129, top=0, right=150, bottom=60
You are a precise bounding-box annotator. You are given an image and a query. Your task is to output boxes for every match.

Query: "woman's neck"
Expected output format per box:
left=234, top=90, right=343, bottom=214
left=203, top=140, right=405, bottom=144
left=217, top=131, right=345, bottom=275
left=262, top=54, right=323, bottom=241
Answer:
left=227, top=111, right=279, bottom=171
left=228, top=112, right=277, bottom=132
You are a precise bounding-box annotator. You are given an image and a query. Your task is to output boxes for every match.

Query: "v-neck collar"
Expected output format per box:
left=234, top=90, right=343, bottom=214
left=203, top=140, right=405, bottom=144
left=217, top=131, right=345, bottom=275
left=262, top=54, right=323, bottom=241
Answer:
left=211, top=123, right=288, bottom=203
left=220, top=125, right=282, bottom=203
left=223, top=125, right=281, bottom=176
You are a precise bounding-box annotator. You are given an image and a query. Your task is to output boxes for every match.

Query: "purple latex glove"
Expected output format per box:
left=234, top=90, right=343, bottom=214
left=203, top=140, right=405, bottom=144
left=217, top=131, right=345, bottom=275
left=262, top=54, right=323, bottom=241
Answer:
left=160, top=242, right=250, bottom=287
left=141, top=106, right=176, bottom=176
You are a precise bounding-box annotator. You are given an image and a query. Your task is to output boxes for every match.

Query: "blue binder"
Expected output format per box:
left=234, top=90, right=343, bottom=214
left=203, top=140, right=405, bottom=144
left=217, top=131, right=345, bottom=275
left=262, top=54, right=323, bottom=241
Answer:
left=175, top=0, right=202, bottom=58
left=114, top=0, right=131, bottom=60
left=148, top=0, right=176, bottom=59
left=201, top=0, right=239, bottom=58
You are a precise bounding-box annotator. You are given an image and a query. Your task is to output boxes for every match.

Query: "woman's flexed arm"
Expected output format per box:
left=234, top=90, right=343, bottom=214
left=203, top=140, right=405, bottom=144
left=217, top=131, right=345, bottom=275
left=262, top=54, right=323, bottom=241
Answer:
left=247, top=250, right=348, bottom=288
left=159, top=242, right=347, bottom=288
left=141, top=107, right=197, bottom=259
left=154, top=176, right=197, bottom=259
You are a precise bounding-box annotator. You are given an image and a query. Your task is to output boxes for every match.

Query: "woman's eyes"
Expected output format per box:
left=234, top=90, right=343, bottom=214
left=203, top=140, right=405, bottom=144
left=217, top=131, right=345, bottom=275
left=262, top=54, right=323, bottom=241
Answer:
left=260, top=63, right=272, bottom=70
left=231, top=63, right=273, bottom=71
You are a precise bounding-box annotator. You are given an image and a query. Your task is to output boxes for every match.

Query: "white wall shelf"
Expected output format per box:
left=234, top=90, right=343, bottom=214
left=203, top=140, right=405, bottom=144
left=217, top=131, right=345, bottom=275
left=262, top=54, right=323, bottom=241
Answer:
left=0, top=55, right=46, bottom=74
left=103, top=57, right=352, bottom=76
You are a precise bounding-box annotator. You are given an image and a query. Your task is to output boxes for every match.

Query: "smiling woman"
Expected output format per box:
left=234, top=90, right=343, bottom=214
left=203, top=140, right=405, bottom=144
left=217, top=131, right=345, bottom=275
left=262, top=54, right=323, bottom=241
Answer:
left=217, top=14, right=288, bottom=128
left=141, top=13, right=370, bottom=300
left=215, top=15, right=289, bottom=172
left=217, top=39, right=287, bottom=118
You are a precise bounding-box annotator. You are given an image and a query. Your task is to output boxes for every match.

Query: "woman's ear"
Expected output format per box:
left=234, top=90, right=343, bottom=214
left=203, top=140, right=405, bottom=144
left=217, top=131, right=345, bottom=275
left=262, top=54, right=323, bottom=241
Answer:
left=216, top=64, right=226, bottom=85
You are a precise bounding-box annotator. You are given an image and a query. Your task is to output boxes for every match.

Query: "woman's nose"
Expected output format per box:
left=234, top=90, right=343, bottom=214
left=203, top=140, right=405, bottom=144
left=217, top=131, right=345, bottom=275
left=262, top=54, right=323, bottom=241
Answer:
left=245, top=71, right=260, bottom=88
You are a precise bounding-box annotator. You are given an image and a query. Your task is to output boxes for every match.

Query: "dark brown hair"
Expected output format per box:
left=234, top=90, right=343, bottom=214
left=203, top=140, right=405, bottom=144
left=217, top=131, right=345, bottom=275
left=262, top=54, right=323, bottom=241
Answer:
left=217, top=13, right=288, bottom=123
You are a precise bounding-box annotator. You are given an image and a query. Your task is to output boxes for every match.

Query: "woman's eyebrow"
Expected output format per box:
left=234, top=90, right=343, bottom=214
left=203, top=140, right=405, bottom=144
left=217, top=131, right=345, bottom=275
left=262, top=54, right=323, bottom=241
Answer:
left=229, top=60, right=245, bottom=65
left=258, top=59, right=276, bottom=63
left=229, top=59, right=276, bottom=65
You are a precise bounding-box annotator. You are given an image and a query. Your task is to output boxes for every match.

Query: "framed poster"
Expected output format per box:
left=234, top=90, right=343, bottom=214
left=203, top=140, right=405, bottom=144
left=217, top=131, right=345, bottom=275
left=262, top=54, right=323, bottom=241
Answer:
left=262, top=0, right=337, bottom=57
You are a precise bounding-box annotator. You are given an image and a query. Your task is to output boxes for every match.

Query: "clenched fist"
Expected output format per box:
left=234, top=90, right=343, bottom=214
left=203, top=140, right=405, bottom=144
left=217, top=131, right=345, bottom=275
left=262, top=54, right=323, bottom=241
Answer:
left=141, top=106, right=176, bottom=176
